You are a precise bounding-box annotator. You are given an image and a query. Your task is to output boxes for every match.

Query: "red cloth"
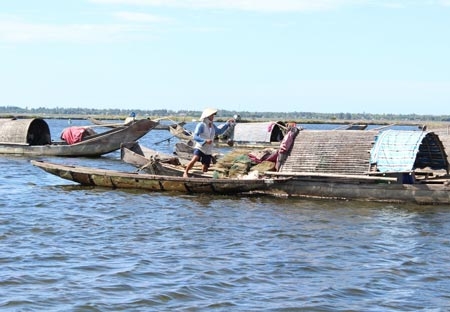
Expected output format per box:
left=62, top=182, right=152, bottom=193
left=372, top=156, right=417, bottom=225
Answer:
left=276, top=127, right=299, bottom=171
left=279, top=128, right=297, bottom=154
left=248, top=149, right=278, bottom=164
left=61, top=127, right=87, bottom=144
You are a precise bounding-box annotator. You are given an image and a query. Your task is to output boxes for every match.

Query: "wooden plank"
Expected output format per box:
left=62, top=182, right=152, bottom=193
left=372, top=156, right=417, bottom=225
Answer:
left=265, top=171, right=398, bottom=182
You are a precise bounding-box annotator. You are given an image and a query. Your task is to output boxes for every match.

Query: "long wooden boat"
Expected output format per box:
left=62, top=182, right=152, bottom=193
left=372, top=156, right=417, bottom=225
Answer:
left=120, top=141, right=212, bottom=177
left=121, top=141, right=183, bottom=166
left=122, top=141, right=278, bottom=178
left=87, top=116, right=133, bottom=127
left=30, top=160, right=286, bottom=195
left=169, top=124, right=193, bottom=140
left=0, top=118, right=157, bottom=157
left=333, top=123, right=368, bottom=130
left=88, top=116, right=184, bottom=130
left=265, top=128, right=450, bottom=205
left=169, top=121, right=284, bottom=148
left=173, top=141, right=195, bottom=160
left=264, top=171, right=450, bottom=205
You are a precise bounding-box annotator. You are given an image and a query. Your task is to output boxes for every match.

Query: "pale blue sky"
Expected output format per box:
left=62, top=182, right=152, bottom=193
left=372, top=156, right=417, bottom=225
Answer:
left=1, top=0, right=449, bottom=115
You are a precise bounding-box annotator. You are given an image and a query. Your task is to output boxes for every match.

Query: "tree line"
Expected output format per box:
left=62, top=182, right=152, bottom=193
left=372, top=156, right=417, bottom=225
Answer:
left=1, top=105, right=449, bottom=123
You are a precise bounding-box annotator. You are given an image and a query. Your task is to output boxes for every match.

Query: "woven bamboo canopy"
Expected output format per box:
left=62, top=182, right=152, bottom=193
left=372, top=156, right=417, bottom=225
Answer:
left=233, top=121, right=286, bottom=143
left=0, top=118, right=51, bottom=145
left=280, top=129, right=449, bottom=175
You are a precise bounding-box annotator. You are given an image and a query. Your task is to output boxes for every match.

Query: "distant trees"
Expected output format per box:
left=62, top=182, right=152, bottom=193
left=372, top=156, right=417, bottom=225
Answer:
left=0, top=106, right=449, bottom=123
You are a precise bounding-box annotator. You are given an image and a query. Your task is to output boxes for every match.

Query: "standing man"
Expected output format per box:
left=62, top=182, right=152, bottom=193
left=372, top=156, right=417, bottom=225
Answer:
left=183, top=108, right=235, bottom=177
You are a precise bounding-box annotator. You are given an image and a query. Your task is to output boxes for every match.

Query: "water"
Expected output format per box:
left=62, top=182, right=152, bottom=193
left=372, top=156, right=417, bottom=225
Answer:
left=1, top=119, right=450, bottom=311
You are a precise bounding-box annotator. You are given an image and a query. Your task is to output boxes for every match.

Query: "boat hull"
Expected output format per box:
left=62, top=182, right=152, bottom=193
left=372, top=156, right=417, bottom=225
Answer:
left=266, top=173, right=450, bottom=205
left=31, top=160, right=282, bottom=195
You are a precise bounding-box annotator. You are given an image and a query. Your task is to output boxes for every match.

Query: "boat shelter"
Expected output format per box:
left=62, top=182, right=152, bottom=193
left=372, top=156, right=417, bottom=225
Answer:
left=369, top=130, right=449, bottom=173
left=279, top=129, right=449, bottom=175
left=0, top=118, right=51, bottom=145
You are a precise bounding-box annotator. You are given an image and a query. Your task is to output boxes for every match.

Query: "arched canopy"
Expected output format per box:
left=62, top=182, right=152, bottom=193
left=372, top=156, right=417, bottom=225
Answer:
left=280, top=130, right=376, bottom=174
left=370, top=130, right=448, bottom=173
left=232, top=121, right=286, bottom=143
left=280, top=129, right=449, bottom=175
left=0, top=118, right=51, bottom=145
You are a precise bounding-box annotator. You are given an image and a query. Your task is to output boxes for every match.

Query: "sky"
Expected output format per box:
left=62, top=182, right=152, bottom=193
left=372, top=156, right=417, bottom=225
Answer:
left=1, top=0, right=449, bottom=115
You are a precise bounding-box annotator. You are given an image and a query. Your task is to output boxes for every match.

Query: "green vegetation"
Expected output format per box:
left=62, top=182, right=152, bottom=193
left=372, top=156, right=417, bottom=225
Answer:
left=1, top=105, right=449, bottom=125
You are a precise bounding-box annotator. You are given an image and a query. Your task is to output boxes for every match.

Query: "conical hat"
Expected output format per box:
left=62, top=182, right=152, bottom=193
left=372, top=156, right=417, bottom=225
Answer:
left=200, top=108, right=218, bottom=120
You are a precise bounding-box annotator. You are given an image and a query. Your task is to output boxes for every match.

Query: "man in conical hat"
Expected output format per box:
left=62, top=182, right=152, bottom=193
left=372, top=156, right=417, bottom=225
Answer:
left=183, top=108, right=235, bottom=177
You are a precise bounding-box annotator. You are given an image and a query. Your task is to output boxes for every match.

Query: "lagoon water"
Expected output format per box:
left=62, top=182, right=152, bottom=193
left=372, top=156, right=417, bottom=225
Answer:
left=1, top=119, right=450, bottom=311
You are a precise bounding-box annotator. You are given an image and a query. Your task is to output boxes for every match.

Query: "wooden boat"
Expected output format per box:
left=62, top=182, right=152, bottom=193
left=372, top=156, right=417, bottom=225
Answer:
left=121, top=141, right=183, bottom=165
left=0, top=118, right=158, bottom=157
left=265, top=171, right=450, bottom=205
left=87, top=116, right=184, bottom=130
left=168, top=121, right=282, bottom=148
left=120, top=141, right=185, bottom=171
left=122, top=141, right=278, bottom=180
left=30, top=160, right=286, bottom=195
left=120, top=141, right=212, bottom=177
left=87, top=116, right=134, bottom=128
left=333, top=123, right=368, bottom=130
left=168, top=124, right=193, bottom=140
left=173, top=141, right=195, bottom=160
left=265, top=129, right=450, bottom=205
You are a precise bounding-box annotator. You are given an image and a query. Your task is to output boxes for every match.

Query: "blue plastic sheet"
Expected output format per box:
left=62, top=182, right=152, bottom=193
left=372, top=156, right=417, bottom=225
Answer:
left=370, top=130, right=426, bottom=172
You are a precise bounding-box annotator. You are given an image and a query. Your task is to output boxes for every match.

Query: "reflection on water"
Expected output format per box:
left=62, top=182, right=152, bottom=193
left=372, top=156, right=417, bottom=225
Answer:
left=1, top=119, right=450, bottom=311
